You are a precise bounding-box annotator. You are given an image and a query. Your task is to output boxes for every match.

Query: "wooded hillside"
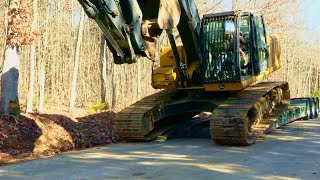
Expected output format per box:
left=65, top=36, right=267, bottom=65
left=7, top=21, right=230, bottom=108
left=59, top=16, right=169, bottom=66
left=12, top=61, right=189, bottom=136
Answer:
left=0, top=0, right=319, bottom=112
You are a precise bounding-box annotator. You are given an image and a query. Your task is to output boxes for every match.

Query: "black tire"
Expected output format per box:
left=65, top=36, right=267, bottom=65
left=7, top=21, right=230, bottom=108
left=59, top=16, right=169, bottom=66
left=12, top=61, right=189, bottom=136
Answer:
left=314, top=97, right=319, bottom=118
left=309, top=98, right=315, bottom=119
left=303, top=99, right=311, bottom=120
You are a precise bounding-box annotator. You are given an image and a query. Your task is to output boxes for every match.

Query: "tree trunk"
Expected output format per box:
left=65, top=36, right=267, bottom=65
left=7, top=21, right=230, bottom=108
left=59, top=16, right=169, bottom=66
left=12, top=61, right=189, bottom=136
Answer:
left=38, top=6, right=50, bottom=113
left=1, top=47, right=20, bottom=116
left=100, top=34, right=109, bottom=108
left=137, top=60, right=141, bottom=100
left=38, top=61, right=45, bottom=112
left=26, top=44, right=36, bottom=112
left=69, top=9, right=85, bottom=109
left=1, top=0, right=9, bottom=76
left=26, top=0, right=38, bottom=113
left=111, top=64, right=117, bottom=110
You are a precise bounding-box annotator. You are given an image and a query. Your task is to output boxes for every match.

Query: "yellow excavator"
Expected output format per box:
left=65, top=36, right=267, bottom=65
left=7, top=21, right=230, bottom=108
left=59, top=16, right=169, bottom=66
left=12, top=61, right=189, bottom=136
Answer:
left=78, top=0, right=299, bottom=145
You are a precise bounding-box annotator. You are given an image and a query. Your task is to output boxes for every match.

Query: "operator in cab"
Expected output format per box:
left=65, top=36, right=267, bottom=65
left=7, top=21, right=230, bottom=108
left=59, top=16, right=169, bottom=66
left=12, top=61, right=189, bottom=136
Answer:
left=225, top=31, right=249, bottom=69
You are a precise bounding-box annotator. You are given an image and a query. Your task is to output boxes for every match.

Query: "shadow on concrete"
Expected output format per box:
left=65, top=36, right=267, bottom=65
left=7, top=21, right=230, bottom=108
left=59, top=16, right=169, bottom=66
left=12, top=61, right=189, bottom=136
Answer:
left=2, top=119, right=320, bottom=179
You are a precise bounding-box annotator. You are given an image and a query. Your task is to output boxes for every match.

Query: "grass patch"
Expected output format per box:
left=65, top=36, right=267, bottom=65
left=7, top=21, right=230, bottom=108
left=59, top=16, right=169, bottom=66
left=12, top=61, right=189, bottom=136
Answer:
left=86, top=101, right=107, bottom=113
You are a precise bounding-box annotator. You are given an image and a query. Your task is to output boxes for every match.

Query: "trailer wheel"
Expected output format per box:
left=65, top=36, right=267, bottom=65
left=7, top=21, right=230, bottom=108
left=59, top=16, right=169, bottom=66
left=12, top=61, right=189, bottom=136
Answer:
left=309, top=98, right=315, bottom=119
left=302, top=100, right=310, bottom=120
left=314, top=97, right=319, bottom=118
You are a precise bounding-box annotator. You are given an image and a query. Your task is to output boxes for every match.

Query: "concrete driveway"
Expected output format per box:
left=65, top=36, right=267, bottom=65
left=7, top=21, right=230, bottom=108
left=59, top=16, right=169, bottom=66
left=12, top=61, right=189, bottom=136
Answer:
left=1, top=119, right=320, bottom=180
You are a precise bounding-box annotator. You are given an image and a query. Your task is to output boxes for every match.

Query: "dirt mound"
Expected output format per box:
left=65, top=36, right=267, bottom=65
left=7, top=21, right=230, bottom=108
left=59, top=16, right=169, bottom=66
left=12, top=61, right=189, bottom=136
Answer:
left=0, top=111, right=118, bottom=165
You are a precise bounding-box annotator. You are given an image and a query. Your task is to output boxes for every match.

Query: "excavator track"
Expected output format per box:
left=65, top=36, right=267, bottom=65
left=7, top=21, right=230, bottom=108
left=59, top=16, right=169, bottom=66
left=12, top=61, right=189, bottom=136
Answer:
left=115, top=90, right=170, bottom=141
left=116, top=82, right=290, bottom=145
left=210, top=81, right=290, bottom=145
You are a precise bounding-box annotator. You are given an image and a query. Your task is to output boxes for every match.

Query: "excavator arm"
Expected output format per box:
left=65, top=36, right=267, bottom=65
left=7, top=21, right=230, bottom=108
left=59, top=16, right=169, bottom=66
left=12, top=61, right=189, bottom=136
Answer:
left=78, top=0, right=202, bottom=66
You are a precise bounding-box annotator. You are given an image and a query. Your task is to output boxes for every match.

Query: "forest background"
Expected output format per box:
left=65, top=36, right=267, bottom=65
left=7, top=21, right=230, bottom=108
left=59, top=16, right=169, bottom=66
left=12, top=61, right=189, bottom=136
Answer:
left=1, top=0, right=319, bottom=113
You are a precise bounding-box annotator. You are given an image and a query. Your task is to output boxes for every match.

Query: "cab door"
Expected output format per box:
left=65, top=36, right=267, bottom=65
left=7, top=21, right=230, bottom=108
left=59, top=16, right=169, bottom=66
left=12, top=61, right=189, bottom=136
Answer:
left=252, top=14, right=268, bottom=75
left=239, top=13, right=252, bottom=80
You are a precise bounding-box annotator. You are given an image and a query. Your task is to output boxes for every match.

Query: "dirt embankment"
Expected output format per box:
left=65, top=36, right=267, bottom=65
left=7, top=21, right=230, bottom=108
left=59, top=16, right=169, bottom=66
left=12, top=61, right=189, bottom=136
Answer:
left=0, top=110, right=118, bottom=165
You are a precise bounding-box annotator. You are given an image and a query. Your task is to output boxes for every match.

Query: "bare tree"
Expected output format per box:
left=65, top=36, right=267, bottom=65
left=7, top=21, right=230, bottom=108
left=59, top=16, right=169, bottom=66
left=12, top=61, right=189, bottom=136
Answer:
left=26, top=0, right=38, bottom=113
left=1, top=0, right=39, bottom=115
left=100, top=34, right=109, bottom=108
left=69, top=8, right=85, bottom=109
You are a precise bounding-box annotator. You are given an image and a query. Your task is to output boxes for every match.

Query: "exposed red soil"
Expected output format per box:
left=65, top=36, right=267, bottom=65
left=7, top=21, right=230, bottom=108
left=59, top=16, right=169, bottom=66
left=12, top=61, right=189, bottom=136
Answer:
left=0, top=109, right=118, bottom=165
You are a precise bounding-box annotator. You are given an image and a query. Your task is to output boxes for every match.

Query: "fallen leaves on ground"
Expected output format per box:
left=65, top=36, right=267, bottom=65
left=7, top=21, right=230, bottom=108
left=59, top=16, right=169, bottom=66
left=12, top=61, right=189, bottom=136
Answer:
left=0, top=110, right=118, bottom=165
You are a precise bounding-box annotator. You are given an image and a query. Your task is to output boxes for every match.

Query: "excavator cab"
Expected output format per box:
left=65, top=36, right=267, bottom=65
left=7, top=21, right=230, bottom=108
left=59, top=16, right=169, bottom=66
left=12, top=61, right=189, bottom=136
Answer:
left=200, top=11, right=269, bottom=85
left=152, top=10, right=281, bottom=91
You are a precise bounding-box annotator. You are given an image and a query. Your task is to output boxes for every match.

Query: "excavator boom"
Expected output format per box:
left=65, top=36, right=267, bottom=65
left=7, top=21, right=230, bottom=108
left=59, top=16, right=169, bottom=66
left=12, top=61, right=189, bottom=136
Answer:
left=78, top=0, right=202, bottom=65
